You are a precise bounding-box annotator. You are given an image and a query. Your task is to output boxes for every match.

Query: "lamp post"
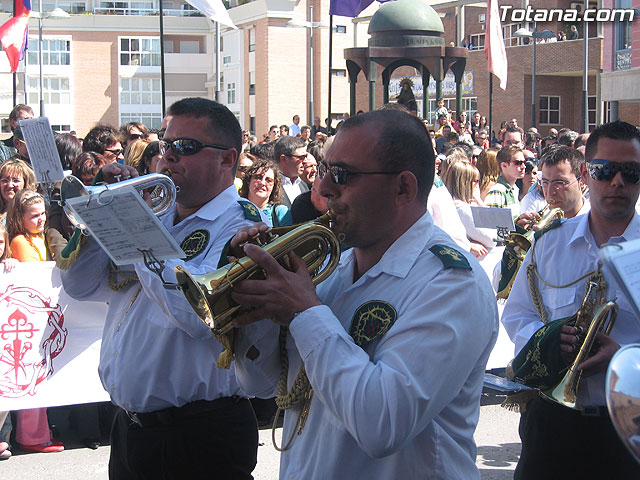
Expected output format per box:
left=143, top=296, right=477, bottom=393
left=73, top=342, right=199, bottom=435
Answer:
left=286, top=10, right=327, bottom=126
left=31, top=6, right=70, bottom=117
left=514, top=25, right=555, bottom=128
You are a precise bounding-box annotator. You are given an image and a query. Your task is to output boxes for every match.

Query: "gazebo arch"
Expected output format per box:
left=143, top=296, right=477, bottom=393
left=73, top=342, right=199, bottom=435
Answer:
left=344, top=0, right=468, bottom=119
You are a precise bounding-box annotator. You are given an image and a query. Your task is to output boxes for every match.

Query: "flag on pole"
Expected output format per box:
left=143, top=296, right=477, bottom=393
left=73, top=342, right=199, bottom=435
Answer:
left=484, top=0, right=507, bottom=90
left=185, top=0, right=237, bottom=29
left=329, top=0, right=393, bottom=18
left=0, top=0, right=30, bottom=73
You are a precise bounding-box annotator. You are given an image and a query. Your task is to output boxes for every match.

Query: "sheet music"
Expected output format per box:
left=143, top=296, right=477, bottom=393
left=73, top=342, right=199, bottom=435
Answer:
left=18, top=117, right=65, bottom=184
left=471, top=206, right=515, bottom=230
left=66, top=185, right=184, bottom=266
left=600, top=239, right=640, bottom=320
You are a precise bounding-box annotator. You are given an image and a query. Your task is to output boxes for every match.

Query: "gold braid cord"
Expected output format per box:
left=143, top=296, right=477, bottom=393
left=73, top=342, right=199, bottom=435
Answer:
left=108, top=263, right=139, bottom=291
left=525, top=238, right=604, bottom=324
left=272, top=327, right=313, bottom=452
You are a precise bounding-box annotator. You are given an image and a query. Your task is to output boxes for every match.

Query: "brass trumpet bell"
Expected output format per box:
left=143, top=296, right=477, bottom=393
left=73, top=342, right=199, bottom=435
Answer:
left=175, top=214, right=341, bottom=336
left=60, top=173, right=176, bottom=230
left=542, top=301, right=618, bottom=409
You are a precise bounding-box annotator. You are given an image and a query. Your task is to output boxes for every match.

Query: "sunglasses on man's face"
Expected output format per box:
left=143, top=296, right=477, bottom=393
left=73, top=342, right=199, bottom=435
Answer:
left=105, top=148, right=123, bottom=157
left=159, top=138, right=230, bottom=156
left=317, top=161, right=401, bottom=185
left=588, top=159, right=640, bottom=184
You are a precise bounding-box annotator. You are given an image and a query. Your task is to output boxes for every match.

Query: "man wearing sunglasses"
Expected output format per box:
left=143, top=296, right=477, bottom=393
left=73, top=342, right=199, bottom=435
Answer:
left=501, top=120, right=640, bottom=479
left=274, top=135, right=309, bottom=207
left=230, top=109, right=498, bottom=479
left=82, top=124, right=125, bottom=164
left=61, top=98, right=268, bottom=479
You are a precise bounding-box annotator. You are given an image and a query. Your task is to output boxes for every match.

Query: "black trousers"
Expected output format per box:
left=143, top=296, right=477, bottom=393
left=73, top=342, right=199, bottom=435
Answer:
left=109, top=398, right=258, bottom=480
left=515, top=396, right=640, bottom=480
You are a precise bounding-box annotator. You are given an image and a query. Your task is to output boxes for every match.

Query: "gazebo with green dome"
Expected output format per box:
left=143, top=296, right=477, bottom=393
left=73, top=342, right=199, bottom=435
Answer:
left=345, top=0, right=468, bottom=118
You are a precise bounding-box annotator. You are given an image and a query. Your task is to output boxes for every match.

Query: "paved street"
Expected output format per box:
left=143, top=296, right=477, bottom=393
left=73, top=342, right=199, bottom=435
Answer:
left=0, top=398, right=521, bottom=479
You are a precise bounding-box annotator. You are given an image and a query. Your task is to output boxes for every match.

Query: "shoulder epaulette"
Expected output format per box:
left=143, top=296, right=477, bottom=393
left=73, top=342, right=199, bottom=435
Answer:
left=55, top=229, right=86, bottom=270
left=533, top=218, right=564, bottom=241
left=237, top=199, right=262, bottom=222
left=429, top=244, right=472, bottom=270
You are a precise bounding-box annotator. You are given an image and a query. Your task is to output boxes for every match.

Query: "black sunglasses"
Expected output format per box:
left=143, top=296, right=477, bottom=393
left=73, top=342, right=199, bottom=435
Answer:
left=159, top=138, right=230, bottom=156
left=588, top=159, right=640, bottom=185
left=318, top=162, right=401, bottom=185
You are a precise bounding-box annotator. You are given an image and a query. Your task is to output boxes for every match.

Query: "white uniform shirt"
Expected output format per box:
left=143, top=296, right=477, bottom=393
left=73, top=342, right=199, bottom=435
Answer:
left=428, top=183, right=472, bottom=252
left=61, top=185, right=269, bottom=412
left=235, top=212, right=498, bottom=479
left=501, top=212, right=640, bottom=406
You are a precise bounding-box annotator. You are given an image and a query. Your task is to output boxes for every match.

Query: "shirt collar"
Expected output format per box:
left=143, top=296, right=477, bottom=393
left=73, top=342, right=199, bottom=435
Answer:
left=568, top=211, right=640, bottom=247
left=164, top=184, right=239, bottom=226
left=336, top=211, right=434, bottom=287
left=496, top=176, right=514, bottom=192
left=280, top=174, right=300, bottom=187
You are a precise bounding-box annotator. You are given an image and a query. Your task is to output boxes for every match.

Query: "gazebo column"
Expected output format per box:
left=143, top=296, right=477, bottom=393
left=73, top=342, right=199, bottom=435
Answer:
left=421, top=66, right=429, bottom=121
left=367, top=61, right=377, bottom=111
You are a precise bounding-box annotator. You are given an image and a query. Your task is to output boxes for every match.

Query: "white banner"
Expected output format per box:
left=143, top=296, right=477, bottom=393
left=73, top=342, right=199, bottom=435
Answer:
left=0, top=262, right=109, bottom=411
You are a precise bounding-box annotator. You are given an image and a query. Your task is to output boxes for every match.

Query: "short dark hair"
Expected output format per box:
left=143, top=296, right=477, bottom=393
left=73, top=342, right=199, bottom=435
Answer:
left=250, top=142, right=275, bottom=161
left=339, top=109, right=435, bottom=202
left=83, top=124, right=122, bottom=154
left=119, top=121, right=149, bottom=139
left=557, top=130, right=579, bottom=147
left=504, top=126, right=524, bottom=138
left=274, top=135, right=305, bottom=162
left=585, top=120, right=640, bottom=163
left=168, top=97, right=242, bottom=153
left=497, top=145, right=522, bottom=167
left=72, top=151, right=107, bottom=185
left=9, top=104, right=33, bottom=130
left=539, top=144, right=584, bottom=176
left=55, top=133, right=82, bottom=171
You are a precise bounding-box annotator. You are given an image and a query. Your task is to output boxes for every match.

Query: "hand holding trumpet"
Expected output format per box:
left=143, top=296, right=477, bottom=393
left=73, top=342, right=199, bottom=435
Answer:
left=100, top=163, right=139, bottom=184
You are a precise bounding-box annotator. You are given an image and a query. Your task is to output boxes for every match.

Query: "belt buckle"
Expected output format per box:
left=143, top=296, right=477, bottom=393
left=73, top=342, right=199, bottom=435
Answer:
left=582, top=406, right=601, bottom=417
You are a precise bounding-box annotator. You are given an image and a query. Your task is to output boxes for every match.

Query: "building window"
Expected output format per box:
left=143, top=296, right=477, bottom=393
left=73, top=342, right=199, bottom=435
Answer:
left=27, top=76, right=70, bottom=104
left=180, top=41, right=200, bottom=53
left=1, top=119, right=11, bottom=134
left=223, top=56, right=232, bottom=64
left=539, top=96, right=560, bottom=125
left=333, top=25, right=346, bottom=33
left=27, top=38, right=70, bottom=66
left=43, top=1, right=86, bottom=12
left=248, top=28, right=255, bottom=53
left=121, top=112, right=162, bottom=129
left=120, top=37, right=161, bottom=66
left=249, top=84, right=255, bottom=95
left=502, top=23, right=529, bottom=47
left=468, top=33, right=485, bottom=50
left=120, top=77, right=161, bottom=106
left=427, top=98, right=477, bottom=125
left=478, top=13, right=485, bottom=23
left=463, top=98, right=478, bottom=118
left=227, top=82, right=236, bottom=104
left=331, top=69, right=346, bottom=77
left=50, top=124, right=72, bottom=132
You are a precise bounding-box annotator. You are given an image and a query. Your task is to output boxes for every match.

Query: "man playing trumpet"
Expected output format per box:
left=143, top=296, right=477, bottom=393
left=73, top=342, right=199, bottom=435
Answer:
left=502, top=120, right=640, bottom=478
left=229, top=110, right=498, bottom=479
left=60, top=98, right=267, bottom=478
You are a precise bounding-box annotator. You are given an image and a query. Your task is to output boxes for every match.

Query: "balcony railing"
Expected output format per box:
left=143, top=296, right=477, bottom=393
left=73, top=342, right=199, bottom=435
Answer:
left=92, top=7, right=204, bottom=16
left=616, top=49, right=632, bottom=70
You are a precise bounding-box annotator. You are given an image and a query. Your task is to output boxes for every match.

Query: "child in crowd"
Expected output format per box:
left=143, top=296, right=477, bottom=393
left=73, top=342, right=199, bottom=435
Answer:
left=0, top=222, right=17, bottom=460
left=6, top=189, right=63, bottom=453
left=435, top=98, right=450, bottom=124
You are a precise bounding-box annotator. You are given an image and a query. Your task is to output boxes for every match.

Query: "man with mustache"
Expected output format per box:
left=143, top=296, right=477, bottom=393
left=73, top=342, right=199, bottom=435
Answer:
left=230, top=109, right=498, bottom=479
left=502, top=120, right=640, bottom=479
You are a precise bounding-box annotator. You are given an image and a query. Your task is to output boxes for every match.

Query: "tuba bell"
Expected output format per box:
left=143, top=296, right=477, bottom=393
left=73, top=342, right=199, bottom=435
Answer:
left=175, top=213, right=341, bottom=336
left=60, top=173, right=176, bottom=231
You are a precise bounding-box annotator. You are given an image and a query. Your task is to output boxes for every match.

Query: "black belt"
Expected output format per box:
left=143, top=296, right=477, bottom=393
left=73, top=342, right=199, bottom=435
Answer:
left=539, top=395, right=609, bottom=417
left=125, top=396, right=247, bottom=428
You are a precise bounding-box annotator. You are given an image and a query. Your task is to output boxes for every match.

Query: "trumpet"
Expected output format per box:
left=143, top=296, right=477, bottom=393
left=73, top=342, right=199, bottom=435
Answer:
left=175, top=213, right=341, bottom=337
left=60, top=173, right=176, bottom=231
left=542, top=300, right=617, bottom=409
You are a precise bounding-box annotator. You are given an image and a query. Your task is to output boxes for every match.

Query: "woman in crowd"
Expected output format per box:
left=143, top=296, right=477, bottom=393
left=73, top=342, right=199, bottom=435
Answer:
left=453, top=111, right=472, bottom=137
left=443, top=161, right=495, bottom=259
left=517, top=160, right=539, bottom=202
left=239, top=159, right=292, bottom=227
left=235, top=153, right=255, bottom=191
left=0, top=159, right=36, bottom=223
left=7, top=189, right=64, bottom=453
left=476, top=148, right=500, bottom=200
left=124, top=138, right=151, bottom=172
left=72, top=152, right=106, bottom=186
left=54, top=133, right=82, bottom=172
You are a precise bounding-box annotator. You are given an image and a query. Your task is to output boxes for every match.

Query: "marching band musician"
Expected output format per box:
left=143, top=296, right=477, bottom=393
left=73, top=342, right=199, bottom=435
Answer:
left=59, top=98, right=268, bottom=479
left=501, top=120, right=640, bottom=478
left=229, top=110, right=499, bottom=479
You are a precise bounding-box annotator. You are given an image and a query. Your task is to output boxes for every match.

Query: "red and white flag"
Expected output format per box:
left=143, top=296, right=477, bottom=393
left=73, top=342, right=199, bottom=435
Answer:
left=0, top=0, right=31, bottom=73
left=484, top=0, right=507, bottom=90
